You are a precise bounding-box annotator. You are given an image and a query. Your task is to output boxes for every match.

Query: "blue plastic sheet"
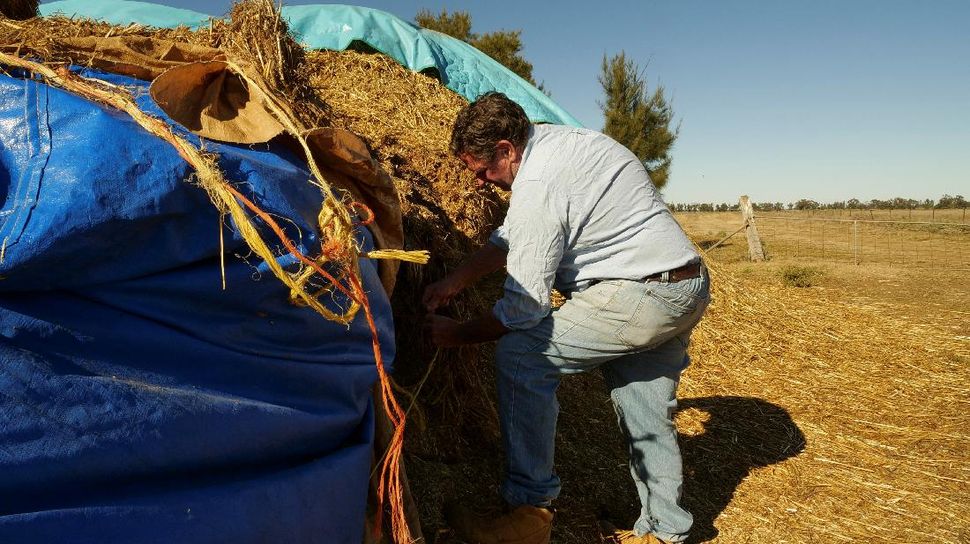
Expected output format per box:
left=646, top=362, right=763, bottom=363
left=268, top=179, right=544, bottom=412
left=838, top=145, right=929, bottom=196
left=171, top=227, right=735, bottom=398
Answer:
left=0, top=68, right=394, bottom=543
left=39, top=0, right=583, bottom=127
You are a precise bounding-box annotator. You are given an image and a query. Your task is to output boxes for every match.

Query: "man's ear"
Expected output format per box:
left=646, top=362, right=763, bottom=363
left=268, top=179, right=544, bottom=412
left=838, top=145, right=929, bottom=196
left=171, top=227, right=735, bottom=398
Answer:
left=495, top=140, right=518, bottom=160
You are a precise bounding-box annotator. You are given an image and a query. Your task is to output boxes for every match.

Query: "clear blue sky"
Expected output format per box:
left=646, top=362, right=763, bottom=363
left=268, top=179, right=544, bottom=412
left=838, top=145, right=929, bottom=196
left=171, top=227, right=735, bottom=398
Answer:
left=40, top=0, right=970, bottom=204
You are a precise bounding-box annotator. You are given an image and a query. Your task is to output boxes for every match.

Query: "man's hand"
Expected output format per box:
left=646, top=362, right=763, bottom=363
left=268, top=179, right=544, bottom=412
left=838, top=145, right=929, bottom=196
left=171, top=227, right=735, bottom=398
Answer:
left=422, top=276, right=464, bottom=312
left=424, top=314, right=466, bottom=348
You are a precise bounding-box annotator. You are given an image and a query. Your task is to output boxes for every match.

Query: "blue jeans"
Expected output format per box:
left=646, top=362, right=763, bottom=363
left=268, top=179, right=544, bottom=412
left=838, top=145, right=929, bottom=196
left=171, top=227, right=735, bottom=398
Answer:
left=495, top=270, right=710, bottom=543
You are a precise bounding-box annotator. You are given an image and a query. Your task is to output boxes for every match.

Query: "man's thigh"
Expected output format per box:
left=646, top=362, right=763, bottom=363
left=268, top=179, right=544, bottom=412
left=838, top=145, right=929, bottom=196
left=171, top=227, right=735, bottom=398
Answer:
left=497, top=277, right=707, bottom=375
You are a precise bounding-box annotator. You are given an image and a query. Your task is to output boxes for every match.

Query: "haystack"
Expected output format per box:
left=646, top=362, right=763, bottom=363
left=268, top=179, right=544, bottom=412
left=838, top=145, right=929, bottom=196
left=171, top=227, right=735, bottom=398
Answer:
left=1, top=0, right=503, bottom=417
left=5, top=2, right=967, bottom=543
left=1, top=1, right=503, bottom=540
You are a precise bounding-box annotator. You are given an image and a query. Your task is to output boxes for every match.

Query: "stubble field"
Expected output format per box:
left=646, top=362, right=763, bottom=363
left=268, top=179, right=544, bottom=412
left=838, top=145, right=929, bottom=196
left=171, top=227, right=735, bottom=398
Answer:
left=415, top=210, right=969, bottom=543
left=672, top=211, right=968, bottom=542
left=679, top=210, right=970, bottom=334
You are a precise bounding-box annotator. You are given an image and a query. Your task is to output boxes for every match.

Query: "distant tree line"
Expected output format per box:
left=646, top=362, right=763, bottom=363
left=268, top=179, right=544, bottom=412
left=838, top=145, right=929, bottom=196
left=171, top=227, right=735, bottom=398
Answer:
left=670, top=194, right=968, bottom=212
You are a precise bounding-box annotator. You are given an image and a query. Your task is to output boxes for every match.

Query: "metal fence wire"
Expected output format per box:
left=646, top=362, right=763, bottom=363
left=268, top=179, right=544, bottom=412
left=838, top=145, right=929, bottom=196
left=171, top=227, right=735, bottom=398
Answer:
left=753, top=215, right=970, bottom=270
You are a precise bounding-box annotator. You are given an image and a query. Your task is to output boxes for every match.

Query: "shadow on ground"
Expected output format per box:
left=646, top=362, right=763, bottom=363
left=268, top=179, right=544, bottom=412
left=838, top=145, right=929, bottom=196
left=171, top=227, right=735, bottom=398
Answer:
left=677, top=396, right=805, bottom=543
left=410, top=371, right=805, bottom=544
left=556, top=379, right=805, bottom=543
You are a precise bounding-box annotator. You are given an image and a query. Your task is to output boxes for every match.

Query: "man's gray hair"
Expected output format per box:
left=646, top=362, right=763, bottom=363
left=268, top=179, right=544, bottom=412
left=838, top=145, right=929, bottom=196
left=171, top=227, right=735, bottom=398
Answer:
left=450, top=92, right=531, bottom=160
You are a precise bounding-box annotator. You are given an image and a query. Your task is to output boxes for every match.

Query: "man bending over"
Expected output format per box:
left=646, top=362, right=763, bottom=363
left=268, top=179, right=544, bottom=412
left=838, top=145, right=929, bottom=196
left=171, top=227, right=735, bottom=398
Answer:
left=424, top=92, right=709, bottom=544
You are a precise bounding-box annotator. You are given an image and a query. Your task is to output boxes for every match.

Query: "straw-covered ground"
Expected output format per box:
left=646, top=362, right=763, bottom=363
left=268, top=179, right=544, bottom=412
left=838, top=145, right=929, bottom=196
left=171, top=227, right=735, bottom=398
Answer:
left=680, top=261, right=966, bottom=543
left=3, top=3, right=967, bottom=542
left=417, top=252, right=969, bottom=543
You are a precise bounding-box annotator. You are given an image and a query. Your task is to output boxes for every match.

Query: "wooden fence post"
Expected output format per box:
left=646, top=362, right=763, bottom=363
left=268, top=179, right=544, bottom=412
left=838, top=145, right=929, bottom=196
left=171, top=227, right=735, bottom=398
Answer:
left=853, top=220, right=859, bottom=265
left=739, top=195, right=766, bottom=262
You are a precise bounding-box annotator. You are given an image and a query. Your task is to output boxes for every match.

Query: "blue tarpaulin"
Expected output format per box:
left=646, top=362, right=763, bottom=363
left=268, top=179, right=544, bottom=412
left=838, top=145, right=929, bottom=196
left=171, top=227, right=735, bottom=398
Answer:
left=39, top=0, right=583, bottom=127
left=0, top=66, right=394, bottom=543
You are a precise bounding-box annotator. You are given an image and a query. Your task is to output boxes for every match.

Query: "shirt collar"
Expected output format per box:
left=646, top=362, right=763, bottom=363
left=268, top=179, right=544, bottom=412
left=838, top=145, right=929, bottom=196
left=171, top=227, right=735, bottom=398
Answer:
left=512, top=125, right=538, bottom=188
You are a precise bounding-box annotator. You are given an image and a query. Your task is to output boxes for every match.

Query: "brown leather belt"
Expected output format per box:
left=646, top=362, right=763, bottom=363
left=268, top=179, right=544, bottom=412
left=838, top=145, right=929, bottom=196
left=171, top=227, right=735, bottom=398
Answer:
left=575, top=262, right=704, bottom=295
left=643, top=262, right=703, bottom=283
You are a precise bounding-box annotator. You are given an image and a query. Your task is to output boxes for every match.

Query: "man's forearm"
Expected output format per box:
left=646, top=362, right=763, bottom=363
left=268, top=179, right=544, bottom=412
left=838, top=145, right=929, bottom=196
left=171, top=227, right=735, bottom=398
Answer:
left=425, top=312, right=510, bottom=347
left=456, top=313, right=510, bottom=344
left=423, top=242, right=507, bottom=312
left=450, top=242, right=507, bottom=287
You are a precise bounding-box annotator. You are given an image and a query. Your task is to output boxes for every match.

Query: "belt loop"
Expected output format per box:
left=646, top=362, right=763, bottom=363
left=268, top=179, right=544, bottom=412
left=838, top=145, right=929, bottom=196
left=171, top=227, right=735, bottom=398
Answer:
left=661, top=270, right=670, bottom=283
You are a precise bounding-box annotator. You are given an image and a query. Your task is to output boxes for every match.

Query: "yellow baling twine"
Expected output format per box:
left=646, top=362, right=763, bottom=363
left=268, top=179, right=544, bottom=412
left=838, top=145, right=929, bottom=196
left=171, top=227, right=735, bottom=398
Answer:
left=0, top=52, right=425, bottom=544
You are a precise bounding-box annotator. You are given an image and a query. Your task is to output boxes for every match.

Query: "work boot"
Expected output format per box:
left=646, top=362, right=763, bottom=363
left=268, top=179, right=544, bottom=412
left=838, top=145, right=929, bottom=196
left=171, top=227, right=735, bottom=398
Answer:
left=444, top=502, right=553, bottom=544
left=599, top=521, right=672, bottom=544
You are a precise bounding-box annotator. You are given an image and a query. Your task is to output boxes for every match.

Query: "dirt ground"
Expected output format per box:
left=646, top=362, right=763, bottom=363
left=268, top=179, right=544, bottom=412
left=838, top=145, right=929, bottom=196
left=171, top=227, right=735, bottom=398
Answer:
left=404, top=210, right=969, bottom=544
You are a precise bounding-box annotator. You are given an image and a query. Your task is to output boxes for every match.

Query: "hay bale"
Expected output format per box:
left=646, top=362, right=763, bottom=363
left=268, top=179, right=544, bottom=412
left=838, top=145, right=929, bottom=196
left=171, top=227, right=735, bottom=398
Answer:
left=306, top=46, right=507, bottom=440
left=5, top=5, right=969, bottom=543
left=0, top=0, right=505, bottom=481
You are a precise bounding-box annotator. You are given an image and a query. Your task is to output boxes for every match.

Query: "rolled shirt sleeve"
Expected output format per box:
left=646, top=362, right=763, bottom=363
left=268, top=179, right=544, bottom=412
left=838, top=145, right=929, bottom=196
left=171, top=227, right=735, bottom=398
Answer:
left=492, top=179, right=566, bottom=330
left=488, top=225, right=510, bottom=251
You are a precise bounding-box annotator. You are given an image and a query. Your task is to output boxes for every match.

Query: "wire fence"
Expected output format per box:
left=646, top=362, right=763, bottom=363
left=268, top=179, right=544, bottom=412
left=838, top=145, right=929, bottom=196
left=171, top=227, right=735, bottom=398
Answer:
left=754, top=215, right=970, bottom=270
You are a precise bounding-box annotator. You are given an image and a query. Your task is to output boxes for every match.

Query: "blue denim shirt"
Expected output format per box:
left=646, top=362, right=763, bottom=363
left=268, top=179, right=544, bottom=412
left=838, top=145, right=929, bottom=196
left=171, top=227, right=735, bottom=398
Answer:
left=491, top=124, right=699, bottom=330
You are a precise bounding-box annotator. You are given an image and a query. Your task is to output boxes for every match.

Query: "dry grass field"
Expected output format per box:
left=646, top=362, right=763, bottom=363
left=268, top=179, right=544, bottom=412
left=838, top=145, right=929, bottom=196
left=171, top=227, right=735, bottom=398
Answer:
left=757, top=208, right=968, bottom=223
left=414, top=211, right=969, bottom=544
left=753, top=211, right=970, bottom=271
left=678, top=211, right=970, bottom=334
left=668, top=211, right=968, bottom=542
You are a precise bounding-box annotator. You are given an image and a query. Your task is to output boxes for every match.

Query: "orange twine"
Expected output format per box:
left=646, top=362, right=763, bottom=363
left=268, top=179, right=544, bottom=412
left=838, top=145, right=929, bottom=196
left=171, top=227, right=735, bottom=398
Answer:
left=225, top=186, right=410, bottom=543
left=349, top=200, right=377, bottom=226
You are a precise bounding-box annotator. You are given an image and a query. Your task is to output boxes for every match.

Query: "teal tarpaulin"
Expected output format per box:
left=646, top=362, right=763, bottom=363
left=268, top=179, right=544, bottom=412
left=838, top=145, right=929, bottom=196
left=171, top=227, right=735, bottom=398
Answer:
left=39, top=0, right=583, bottom=127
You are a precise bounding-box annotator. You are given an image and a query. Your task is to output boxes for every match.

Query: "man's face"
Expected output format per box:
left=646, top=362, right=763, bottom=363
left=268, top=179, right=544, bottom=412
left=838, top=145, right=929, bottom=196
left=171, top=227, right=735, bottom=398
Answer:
left=459, top=141, right=519, bottom=192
